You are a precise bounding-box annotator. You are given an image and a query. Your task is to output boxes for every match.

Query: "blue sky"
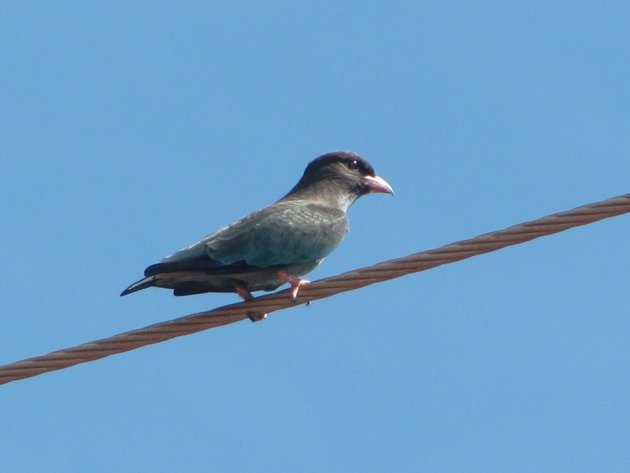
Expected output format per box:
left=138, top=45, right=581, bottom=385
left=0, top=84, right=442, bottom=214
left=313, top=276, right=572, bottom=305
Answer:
left=1, top=2, right=629, bottom=472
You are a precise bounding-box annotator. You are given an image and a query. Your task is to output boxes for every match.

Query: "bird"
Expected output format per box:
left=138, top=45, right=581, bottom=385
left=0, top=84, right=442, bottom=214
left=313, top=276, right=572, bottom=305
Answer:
left=120, top=151, right=393, bottom=321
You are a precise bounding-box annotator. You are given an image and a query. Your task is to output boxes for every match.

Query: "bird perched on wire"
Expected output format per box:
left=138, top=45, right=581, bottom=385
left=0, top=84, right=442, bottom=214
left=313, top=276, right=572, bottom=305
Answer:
left=121, top=151, right=393, bottom=321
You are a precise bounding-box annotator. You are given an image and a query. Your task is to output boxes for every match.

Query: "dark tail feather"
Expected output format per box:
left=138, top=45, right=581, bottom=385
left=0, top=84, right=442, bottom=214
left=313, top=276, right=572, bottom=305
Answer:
left=120, top=276, right=156, bottom=296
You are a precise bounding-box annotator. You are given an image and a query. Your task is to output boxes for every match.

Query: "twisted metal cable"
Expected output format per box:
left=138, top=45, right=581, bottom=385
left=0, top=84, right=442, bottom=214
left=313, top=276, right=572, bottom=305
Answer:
left=1, top=194, right=628, bottom=386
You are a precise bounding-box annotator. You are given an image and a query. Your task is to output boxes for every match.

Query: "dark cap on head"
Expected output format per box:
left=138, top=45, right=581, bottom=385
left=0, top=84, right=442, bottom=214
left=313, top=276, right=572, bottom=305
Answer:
left=285, top=151, right=393, bottom=205
left=304, top=151, right=376, bottom=178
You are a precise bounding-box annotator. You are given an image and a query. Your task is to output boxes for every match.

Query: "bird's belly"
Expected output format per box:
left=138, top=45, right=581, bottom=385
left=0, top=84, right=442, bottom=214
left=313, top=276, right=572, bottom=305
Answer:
left=153, top=260, right=321, bottom=294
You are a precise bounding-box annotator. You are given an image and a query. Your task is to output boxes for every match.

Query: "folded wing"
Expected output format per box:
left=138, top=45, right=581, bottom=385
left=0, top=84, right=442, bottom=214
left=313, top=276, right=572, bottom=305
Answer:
left=147, top=202, right=348, bottom=276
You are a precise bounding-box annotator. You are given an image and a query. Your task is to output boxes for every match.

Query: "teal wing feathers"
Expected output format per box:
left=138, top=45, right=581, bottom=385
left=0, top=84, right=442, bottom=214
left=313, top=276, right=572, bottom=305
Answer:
left=158, top=202, right=348, bottom=271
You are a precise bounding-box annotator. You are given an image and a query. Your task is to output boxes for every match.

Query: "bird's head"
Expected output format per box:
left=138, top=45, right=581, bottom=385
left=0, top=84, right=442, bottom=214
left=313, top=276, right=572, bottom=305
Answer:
left=285, top=151, right=393, bottom=210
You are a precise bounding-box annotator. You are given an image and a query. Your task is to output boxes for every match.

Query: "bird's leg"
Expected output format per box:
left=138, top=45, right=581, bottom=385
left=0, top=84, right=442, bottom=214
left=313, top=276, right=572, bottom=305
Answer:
left=235, top=284, right=254, bottom=301
left=235, top=284, right=267, bottom=322
left=277, top=270, right=310, bottom=303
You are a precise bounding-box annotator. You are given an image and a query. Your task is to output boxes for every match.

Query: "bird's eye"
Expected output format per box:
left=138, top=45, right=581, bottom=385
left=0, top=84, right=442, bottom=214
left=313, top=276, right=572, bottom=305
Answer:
left=346, top=159, right=359, bottom=170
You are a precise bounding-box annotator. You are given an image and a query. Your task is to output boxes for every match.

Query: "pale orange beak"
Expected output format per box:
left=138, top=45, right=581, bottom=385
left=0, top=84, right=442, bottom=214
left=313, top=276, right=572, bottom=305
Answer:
left=363, top=174, right=394, bottom=195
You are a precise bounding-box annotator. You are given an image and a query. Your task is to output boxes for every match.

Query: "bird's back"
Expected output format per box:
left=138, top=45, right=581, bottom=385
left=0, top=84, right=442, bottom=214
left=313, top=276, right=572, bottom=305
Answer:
left=163, top=200, right=348, bottom=268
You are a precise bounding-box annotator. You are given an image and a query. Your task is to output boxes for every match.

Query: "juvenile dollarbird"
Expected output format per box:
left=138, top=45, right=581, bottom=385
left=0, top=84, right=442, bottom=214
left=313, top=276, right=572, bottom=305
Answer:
left=121, top=151, right=393, bottom=320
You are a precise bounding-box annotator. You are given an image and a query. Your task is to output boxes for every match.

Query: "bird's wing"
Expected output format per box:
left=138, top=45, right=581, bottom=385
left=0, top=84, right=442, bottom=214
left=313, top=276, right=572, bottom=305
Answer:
left=152, top=202, right=348, bottom=274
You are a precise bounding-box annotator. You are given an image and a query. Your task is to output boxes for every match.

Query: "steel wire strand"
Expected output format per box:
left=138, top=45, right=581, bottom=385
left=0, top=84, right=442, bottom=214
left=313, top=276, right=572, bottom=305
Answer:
left=0, top=194, right=628, bottom=385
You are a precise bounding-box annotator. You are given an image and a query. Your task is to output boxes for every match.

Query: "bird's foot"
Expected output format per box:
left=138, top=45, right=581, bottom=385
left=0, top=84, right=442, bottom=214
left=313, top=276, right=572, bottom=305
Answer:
left=277, top=270, right=310, bottom=303
left=247, top=312, right=267, bottom=323
left=236, top=285, right=267, bottom=323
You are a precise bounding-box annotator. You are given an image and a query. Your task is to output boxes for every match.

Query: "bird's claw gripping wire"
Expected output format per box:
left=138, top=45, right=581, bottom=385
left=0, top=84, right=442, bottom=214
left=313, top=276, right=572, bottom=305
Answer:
left=277, top=270, right=310, bottom=303
left=235, top=285, right=267, bottom=322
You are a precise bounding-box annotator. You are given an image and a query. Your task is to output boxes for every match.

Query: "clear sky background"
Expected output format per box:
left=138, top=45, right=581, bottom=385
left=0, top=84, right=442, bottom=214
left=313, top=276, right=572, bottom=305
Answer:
left=1, top=2, right=629, bottom=472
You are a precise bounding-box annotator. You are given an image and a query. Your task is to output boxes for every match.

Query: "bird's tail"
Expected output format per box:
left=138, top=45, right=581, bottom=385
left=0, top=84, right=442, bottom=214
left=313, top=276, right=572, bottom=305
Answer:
left=120, top=276, right=156, bottom=296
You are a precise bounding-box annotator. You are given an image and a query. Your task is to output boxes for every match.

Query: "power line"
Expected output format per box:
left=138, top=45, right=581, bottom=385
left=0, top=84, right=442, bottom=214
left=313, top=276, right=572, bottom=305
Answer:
left=1, top=194, right=628, bottom=386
